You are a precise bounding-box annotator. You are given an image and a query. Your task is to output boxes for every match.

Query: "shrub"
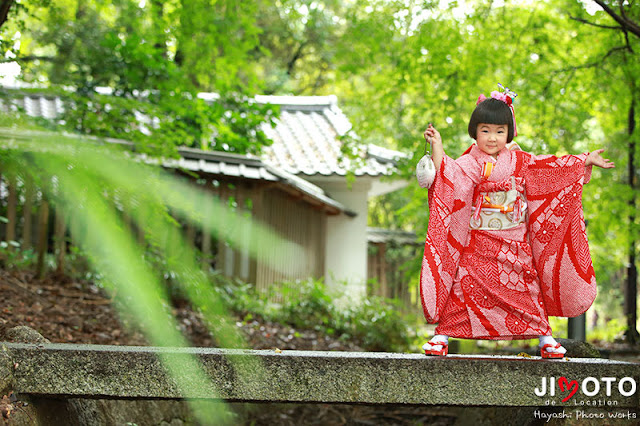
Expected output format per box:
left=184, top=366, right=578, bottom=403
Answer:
left=215, top=277, right=416, bottom=353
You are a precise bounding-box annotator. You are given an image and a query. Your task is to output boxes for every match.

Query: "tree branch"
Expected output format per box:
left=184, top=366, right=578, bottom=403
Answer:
left=286, top=42, right=306, bottom=76
left=624, top=25, right=634, bottom=53
left=553, top=45, right=628, bottom=74
left=569, top=15, right=621, bottom=30
left=0, top=0, right=14, bottom=30
left=0, top=55, right=56, bottom=63
left=619, top=0, right=629, bottom=22
left=593, top=0, right=640, bottom=38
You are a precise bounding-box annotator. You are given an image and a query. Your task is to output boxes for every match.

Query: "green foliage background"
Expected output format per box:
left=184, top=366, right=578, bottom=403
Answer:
left=0, top=0, right=638, bottom=332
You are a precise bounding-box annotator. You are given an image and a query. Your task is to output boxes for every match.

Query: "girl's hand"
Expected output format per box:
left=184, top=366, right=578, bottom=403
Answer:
left=423, top=123, right=442, bottom=148
left=585, top=149, right=615, bottom=169
left=423, top=123, right=444, bottom=170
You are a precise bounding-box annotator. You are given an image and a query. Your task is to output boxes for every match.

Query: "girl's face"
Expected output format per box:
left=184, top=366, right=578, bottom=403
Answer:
left=476, top=123, right=508, bottom=158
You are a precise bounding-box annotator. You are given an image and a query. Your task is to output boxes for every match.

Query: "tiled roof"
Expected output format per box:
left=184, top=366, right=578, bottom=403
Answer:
left=367, top=227, right=421, bottom=245
left=1, top=91, right=403, bottom=178
left=0, top=105, right=351, bottom=215
left=0, top=89, right=403, bottom=212
left=0, top=93, right=65, bottom=119
left=171, top=147, right=352, bottom=215
left=255, top=95, right=402, bottom=177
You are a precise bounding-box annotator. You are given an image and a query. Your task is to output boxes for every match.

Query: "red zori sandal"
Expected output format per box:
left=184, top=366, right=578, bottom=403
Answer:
left=424, top=341, right=449, bottom=356
left=540, top=343, right=565, bottom=359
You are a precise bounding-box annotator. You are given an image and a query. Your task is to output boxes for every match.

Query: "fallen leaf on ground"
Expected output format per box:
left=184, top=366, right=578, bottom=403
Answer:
left=0, top=394, right=13, bottom=419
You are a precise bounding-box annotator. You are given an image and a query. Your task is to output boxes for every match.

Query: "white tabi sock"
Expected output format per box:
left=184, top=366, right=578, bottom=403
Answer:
left=539, top=335, right=566, bottom=354
left=422, top=334, right=449, bottom=351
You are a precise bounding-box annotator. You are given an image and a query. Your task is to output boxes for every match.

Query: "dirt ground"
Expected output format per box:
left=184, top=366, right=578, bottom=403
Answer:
left=0, top=269, right=368, bottom=351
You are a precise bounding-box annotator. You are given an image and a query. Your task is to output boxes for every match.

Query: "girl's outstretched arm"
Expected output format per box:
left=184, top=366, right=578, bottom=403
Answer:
left=424, top=123, right=444, bottom=170
left=585, top=149, right=615, bottom=169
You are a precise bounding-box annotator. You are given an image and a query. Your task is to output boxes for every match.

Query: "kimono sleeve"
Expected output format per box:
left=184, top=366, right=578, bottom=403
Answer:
left=419, top=155, right=475, bottom=323
left=523, top=152, right=596, bottom=317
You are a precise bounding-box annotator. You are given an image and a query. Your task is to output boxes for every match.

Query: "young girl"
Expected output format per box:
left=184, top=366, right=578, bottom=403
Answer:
left=417, top=86, right=614, bottom=359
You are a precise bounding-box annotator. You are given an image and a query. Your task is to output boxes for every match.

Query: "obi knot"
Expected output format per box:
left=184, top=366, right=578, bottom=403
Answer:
left=471, top=176, right=527, bottom=229
left=477, top=177, right=525, bottom=194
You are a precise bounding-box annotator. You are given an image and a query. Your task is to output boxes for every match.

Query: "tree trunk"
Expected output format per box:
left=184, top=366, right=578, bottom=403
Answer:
left=150, top=0, right=168, bottom=59
left=624, top=97, right=639, bottom=344
left=0, top=0, right=14, bottom=30
left=75, top=1, right=86, bottom=20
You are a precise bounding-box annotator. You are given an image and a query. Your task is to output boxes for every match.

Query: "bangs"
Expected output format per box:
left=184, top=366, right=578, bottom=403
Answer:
left=473, top=102, right=512, bottom=125
left=468, top=98, right=514, bottom=142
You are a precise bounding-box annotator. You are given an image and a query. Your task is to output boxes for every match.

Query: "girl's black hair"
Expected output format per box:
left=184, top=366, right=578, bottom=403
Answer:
left=468, top=98, right=514, bottom=142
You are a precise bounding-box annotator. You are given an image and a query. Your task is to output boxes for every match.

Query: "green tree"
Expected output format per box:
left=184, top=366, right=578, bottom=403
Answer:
left=0, top=0, right=51, bottom=56
left=4, top=0, right=639, bottom=342
left=250, top=0, right=348, bottom=94
left=3, top=0, right=277, bottom=156
left=564, top=0, right=640, bottom=343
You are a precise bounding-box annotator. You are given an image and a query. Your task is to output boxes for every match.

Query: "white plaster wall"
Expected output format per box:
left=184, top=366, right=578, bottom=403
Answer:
left=310, top=179, right=372, bottom=302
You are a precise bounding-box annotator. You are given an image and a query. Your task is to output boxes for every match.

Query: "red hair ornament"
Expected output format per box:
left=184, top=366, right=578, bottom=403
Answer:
left=477, top=83, right=518, bottom=137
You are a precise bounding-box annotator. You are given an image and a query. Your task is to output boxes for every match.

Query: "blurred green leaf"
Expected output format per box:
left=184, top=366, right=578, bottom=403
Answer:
left=0, top=121, right=309, bottom=423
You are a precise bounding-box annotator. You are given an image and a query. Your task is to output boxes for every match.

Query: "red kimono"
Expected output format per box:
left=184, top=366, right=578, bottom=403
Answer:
left=420, top=145, right=595, bottom=340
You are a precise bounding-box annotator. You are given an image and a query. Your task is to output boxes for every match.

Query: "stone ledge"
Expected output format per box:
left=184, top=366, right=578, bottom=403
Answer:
left=2, top=343, right=639, bottom=407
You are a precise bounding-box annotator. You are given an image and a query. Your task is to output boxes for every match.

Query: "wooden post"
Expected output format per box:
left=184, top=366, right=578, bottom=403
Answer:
left=568, top=315, right=586, bottom=342
left=6, top=176, right=17, bottom=245
left=248, top=183, right=264, bottom=286
left=379, top=243, right=388, bottom=298
left=624, top=98, right=639, bottom=344
left=235, top=183, right=248, bottom=280
left=36, top=199, right=50, bottom=278
left=401, top=259, right=410, bottom=309
left=201, top=181, right=212, bottom=272
left=54, top=206, right=67, bottom=274
left=186, top=222, right=196, bottom=247
left=369, top=245, right=380, bottom=296
left=22, top=175, right=34, bottom=249
left=217, top=183, right=230, bottom=276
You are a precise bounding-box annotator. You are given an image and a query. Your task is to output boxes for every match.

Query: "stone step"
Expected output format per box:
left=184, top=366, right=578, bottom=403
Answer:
left=2, top=342, right=639, bottom=407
